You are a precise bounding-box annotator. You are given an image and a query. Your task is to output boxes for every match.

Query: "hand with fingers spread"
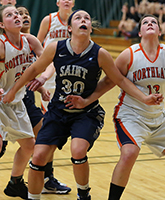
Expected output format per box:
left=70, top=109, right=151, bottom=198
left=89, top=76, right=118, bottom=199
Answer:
left=65, top=95, right=87, bottom=109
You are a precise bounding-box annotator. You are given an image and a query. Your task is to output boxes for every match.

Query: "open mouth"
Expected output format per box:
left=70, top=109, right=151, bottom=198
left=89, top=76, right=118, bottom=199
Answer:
left=15, top=20, right=20, bottom=24
left=23, top=20, right=30, bottom=24
left=80, top=25, right=87, bottom=30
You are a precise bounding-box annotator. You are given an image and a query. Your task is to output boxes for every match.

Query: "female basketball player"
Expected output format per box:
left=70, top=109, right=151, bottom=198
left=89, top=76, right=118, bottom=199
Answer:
left=3, top=10, right=163, bottom=200
left=0, top=4, right=44, bottom=199
left=107, top=14, right=165, bottom=200
left=0, top=0, right=20, bottom=162
left=64, top=14, right=165, bottom=200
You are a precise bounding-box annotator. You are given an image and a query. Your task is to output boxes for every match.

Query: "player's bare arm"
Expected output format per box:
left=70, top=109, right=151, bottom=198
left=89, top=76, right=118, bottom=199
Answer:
left=24, top=33, right=43, bottom=57
left=27, top=63, right=55, bottom=92
left=115, top=48, right=131, bottom=76
left=37, top=15, right=49, bottom=44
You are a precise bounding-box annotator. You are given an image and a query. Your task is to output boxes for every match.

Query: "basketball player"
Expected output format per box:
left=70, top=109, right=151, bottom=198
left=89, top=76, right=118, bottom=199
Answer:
left=64, top=14, right=165, bottom=200
left=107, top=14, right=165, bottom=200
left=3, top=10, right=163, bottom=200
left=0, top=4, right=43, bottom=199
left=37, top=0, right=75, bottom=113
left=0, top=0, right=17, bottom=162
left=17, top=5, right=71, bottom=194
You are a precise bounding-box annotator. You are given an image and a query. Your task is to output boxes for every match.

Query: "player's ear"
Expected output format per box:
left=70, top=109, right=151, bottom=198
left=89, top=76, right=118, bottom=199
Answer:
left=0, top=22, right=5, bottom=29
left=68, top=25, right=72, bottom=35
left=56, top=1, right=59, bottom=7
left=138, top=31, right=142, bottom=38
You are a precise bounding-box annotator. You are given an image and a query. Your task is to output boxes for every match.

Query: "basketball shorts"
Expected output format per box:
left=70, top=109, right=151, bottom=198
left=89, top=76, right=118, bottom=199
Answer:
left=36, top=103, right=105, bottom=151
left=114, top=105, right=165, bottom=157
left=0, top=100, right=34, bottom=142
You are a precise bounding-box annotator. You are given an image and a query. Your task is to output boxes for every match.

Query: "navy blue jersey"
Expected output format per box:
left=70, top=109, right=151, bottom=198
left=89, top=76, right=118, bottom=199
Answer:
left=51, top=39, right=102, bottom=110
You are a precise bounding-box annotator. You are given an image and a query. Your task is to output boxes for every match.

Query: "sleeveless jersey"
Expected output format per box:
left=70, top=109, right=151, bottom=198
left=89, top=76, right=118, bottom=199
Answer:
left=114, top=43, right=165, bottom=118
left=0, top=33, right=32, bottom=104
left=43, top=12, right=69, bottom=48
left=51, top=38, right=102, bottom=110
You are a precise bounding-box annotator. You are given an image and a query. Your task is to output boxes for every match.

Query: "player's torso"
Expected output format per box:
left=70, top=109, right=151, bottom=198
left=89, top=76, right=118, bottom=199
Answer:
left=51, top=39, right=101, bottom=109
left=0, top=34, right=32, bottom=103
left=118, top=43, right=165, bottom=116
left=43, top=12, right=69, bottom=48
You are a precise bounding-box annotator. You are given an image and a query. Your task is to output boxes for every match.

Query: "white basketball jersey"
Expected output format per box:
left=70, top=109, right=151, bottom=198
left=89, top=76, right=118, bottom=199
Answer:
left=43, top=12, right=69, bottom=48
left=116, top=43, right=165, bottom=117
left=0, top=34, right=32, bottom=104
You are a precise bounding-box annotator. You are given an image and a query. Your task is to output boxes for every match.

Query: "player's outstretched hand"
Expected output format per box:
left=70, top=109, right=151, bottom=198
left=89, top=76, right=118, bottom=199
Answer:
left=3, top=89, right=15, bottom=104
left=65, top=95, right=87, bottom=109
left=144, top=93, right=164, bottom=105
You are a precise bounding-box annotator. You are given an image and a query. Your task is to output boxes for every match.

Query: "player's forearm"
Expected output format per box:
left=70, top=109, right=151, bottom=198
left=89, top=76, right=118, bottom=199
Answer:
left=40, top=63, right=55, bottom=81
left=12, top=66, right=39, bottom=94
left=118, top=77, right=146, bottom=103
left=37, top=86, right=44, bottom=94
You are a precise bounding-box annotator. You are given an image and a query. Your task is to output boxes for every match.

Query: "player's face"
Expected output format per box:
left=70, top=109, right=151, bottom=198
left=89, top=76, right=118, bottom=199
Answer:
left=0, top=0, right=16, bottom=5
left=69, top=11, right=92, bottom=37
left=0, top=6, right=22, bottom=31
left=17, top=7, right=31, bottom=33
left=139, top=17, right=161, bottom=37
left=57, top=0, right=74, bottom=12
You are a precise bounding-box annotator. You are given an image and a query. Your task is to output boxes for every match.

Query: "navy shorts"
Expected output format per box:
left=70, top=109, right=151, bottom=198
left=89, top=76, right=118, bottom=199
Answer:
left=23, top=89, right=43, bottom=128
left=36, top=103, right=105, bottom=151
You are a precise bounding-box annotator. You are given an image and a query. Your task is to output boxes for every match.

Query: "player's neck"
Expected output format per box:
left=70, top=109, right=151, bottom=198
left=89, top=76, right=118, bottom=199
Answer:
left=59, top=10, right=71, bottom=25
left=141, top=38, right=159, bottom=54
left=5, top=31, right=21, bottom=49
left=70, top=38, right=91, bottom=54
